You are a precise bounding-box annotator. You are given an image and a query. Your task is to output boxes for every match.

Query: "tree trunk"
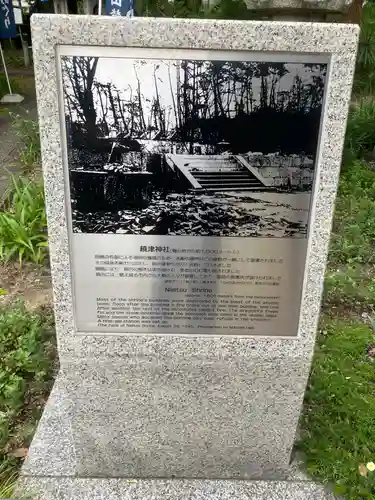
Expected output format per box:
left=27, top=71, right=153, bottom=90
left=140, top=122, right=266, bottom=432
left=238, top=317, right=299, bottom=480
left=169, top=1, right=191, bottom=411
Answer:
left=107, top=84, right=119, bottom=128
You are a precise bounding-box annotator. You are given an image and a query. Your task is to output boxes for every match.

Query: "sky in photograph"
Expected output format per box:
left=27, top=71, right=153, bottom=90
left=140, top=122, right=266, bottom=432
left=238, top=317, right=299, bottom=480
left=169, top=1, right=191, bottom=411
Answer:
left=93, top=57, right=325, bottom=130
left=95, top=58, right=179, bottom=131
left=64, top=56, right=326, bottom=131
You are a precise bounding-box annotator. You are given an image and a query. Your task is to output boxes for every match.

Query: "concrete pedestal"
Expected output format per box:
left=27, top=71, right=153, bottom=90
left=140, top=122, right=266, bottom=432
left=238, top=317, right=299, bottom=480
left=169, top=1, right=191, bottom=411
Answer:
left=26, top=15, right=358, bottom=500
left=23, top=356, right=310, bottom=480
left=20, top=377, right=334, bottom=500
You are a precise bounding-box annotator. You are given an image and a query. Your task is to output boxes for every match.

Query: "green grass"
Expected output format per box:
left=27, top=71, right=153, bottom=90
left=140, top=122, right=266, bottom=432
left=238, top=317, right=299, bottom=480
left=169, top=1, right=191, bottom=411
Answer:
left=2, top=49, right=26, bottom=70
left=323, top=267, right=375, bottom=313
left=0, top=74, right=20, bottom=102
left=300, top=96, right=375, bottom=498
left=0, top=74, right=35, bottom=98
left=329, top=161, right=375, bottom=267
left=323, top=159, right=375, bottom=313
left=0, top=74, right=11, bottom=96
left=11, top=114, right=41, bottom=168
left=0, top=176, right=48, bottom=265
left=323, top=101, right=375, bottom=312
left=344, top=101, right=375, bottom=163
left=0, top=303, right=56, bottom=495
left=0, top=464, right=18, bottom=499
left=0, top=74, right=36, bottom=119
left=299, top=321, right=375, bottom=499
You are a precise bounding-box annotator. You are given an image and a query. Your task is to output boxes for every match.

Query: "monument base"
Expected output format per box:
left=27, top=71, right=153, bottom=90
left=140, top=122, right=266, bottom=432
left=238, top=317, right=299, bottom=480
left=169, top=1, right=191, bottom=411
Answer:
left=20, top=374, right=334, bottom=499
left=22, top=356, right=310, bottom=480
left=19, top=477, right=334, bottom=500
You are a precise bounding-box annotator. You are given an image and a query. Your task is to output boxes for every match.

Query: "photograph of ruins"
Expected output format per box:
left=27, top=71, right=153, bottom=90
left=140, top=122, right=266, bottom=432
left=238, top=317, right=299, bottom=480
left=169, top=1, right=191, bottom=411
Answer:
left=61, top=55, right=327, bottom=237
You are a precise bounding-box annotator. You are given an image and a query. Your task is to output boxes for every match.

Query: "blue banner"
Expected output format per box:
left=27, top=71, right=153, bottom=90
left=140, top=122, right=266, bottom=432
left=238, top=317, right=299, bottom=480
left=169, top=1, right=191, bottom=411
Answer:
left=0, top=0, right=17, bottom=39
left=105, top=0, right=133, bottom=16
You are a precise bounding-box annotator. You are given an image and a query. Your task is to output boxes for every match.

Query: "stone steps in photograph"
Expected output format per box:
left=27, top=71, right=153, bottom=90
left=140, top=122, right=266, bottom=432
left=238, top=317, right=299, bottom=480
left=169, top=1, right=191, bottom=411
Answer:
left=197, top=178, right=263, bottom=187
left=195, top=186, right=270, bottom=192
left=192, top=167, right=245, bottom=172
left=198, top=184, right=262, bottom=189
left=194, top=173, right=259, bottom=180
left=194, top=174, right=252, bottom=179
left=190, top=164, right=243, bottom=171
left=167, top=154, right=268, bottom=191
left=193, top=170, right=264, bottom=191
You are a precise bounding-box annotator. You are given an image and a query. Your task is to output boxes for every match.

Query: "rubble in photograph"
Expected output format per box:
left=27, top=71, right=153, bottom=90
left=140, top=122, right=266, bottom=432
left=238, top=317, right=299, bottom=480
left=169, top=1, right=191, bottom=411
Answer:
left=72, top=192, right=307, bottom=237
left=63, top=55, right=325, bottom=238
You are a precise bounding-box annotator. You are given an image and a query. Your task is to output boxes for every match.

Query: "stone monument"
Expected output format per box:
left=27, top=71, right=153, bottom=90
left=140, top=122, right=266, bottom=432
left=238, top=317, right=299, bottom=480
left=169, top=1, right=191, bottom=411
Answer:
left=22, top=14, right=358, bottom=499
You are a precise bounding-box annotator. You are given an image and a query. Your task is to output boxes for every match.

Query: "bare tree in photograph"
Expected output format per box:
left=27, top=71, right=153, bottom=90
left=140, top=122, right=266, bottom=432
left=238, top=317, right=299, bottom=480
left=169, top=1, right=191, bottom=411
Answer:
left=62, top=55, right=328, bottom=238
left=62, top=56, right=99, bottom=140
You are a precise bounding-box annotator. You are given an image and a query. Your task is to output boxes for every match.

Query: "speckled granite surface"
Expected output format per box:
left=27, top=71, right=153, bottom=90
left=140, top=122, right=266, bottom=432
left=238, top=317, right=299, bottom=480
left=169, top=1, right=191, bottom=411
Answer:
left=30, top=16, right=358, bottom=364
left=23, top=366, right=307, bottom=479
left=29, top=16, right=358, bottom=480
left=19, top=477, right=335, bottom=500
left=21, top=378, right=334, bottom=496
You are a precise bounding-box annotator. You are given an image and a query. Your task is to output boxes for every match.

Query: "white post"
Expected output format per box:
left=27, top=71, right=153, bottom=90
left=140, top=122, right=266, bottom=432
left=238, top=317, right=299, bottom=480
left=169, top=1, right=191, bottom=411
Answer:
left=98, top=0, right=103, bottom=14
left=0, top=42, right=12, bottom=95
left=17, top=0, right=30, bottom=67
left=83, top=0, right=91, bottom=13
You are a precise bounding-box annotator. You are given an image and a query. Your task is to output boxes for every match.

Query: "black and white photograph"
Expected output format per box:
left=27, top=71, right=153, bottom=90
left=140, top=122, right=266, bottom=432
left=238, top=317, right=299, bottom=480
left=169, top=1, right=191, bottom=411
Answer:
left=62, top=55, right=327, bottom=237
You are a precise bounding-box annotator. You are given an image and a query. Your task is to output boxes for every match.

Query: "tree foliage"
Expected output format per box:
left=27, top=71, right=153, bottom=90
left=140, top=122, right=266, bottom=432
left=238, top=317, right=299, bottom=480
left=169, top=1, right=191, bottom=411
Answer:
left=63, top=56, right=326, bottom=154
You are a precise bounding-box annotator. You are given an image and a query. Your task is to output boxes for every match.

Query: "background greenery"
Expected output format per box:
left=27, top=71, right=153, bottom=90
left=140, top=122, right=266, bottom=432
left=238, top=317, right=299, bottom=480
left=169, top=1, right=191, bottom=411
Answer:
left=299, top=320, right=375, bottom=500
left=298, top=5, right=375, bottom=492
left=0, top=176, right=47, bottom=265
left=355, top=2, right=375, bottom=95
left=0, top=304, right=56, bottom=496
left=1, top=3, right=375, bottom=499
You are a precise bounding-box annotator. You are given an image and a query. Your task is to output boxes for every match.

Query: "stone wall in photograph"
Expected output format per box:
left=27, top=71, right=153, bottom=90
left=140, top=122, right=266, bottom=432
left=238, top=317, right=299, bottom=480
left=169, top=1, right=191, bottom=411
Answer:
left=245, top=152, right=315, bottom=189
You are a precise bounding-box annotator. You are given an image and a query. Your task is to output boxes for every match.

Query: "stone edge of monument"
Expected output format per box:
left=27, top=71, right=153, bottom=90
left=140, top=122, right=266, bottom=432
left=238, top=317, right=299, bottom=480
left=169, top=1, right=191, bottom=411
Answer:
left=22, top=365, right=311, bottom=479
left=26, top=15, right=358, bottom=483
left=20, top=377, right=333, bottom=496
left=21, top=376, right=77, bottom=477
left=30, top=15, right=359, bottom=363
left=17, top=477, right=335, bottom=500
left=19, top=374, right=319, bottom=483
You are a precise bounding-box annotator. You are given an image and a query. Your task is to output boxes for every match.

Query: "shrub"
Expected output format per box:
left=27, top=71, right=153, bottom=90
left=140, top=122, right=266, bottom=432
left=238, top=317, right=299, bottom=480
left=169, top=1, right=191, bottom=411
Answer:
left=11, top=114, right=41, bottom=168
left=0, top=305, right=52, bottom=419
left=344, top=100, right=375, bottom=163
left=324, top=267, right=375, bottom=310
left=354, top=2, right=375, bottom=95
left=136, top=0, right=249, bottom=18
left=0, top=303, right=55, bottom=493
left=329, top=161, right=375, bottom=266
left=0, top=177, right=48, bottom=265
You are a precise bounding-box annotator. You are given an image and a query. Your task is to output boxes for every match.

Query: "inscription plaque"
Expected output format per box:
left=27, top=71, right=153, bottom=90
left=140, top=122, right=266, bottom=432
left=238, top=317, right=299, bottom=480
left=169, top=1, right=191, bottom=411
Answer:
left=59, top=46, right=328, bottom=336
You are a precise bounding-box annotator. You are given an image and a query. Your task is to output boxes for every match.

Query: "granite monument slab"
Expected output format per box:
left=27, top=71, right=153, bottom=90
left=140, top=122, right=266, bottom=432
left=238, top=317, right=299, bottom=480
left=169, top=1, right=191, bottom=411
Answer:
left=22, top=14, right=358, bottom=498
